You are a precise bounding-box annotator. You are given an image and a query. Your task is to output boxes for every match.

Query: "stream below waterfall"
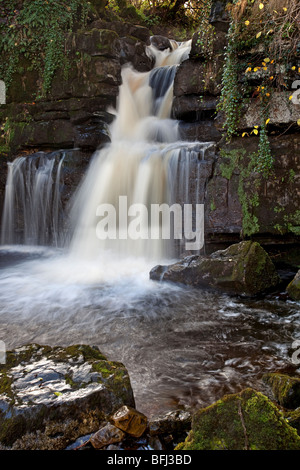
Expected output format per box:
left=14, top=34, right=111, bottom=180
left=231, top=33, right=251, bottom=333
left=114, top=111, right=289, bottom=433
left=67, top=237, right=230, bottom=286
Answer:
left=0, top=245, right=299, bottom=418
left=0, top=39, right=299, bottom=420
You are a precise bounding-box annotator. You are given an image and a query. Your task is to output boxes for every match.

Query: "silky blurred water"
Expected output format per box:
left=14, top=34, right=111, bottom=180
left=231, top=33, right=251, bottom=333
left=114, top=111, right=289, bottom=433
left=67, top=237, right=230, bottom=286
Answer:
left=0, top=246, right=299, bottom=418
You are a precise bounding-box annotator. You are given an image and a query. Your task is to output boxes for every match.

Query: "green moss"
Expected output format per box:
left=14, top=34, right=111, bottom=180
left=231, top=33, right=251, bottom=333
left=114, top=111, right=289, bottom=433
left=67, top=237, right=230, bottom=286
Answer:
left=219, top=148, right=262, bottom=236
left=176, top=388, right=300, bottom=450
left=0, top=0, right=90, bottom=97
left=0, top=373, right=14, bottom=401
left=263, top=373, right=300, bottom=409
left=210, top=199, right=216, bottom=211
left=64, top=344, right=107, bottom=362
left=285, top=408, right=300, bottom=435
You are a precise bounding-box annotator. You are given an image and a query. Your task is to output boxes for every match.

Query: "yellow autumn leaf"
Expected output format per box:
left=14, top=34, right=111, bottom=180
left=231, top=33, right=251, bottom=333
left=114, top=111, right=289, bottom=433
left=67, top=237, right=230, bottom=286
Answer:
left=297, top=119, right=300, bottom=126
left=245, top=20, right=250, bottom=26
left=259, top=3, right=264, bottom=9
left=262, top=62, right=266, bottom=66
left=264, top=58, right=270, bottom=63
left=254, top=126, right=259, bottom=129
left=245, top=67, right=252, bottom=73
left=253, top=129, right=259, bottom=135
left=289, top=95, right=293, bottom=100
left=256, top=32, right=262, bottom=38
left=242, top=132, right=247, bottom=137
left=266, top=119, right=270, bottom=125
left=263, top=67, right=268, bottom=71
left=254, top=67, right=258, bottom=72
left=283, top=7, right=287, bottom=12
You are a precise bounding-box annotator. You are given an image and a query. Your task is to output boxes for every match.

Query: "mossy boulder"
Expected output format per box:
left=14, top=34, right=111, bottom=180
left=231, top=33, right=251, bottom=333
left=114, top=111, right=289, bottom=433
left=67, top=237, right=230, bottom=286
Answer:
left=285, top=408, right=300, bottom=435
left=286, top=270, right=300, bottom=301
left=263, top=373, right=300, bottom=409
left=150, top=241, right=280, bottom=296
left=175, top=388, right=300, bottom=450
left=0, top=344, right=135, bottom=450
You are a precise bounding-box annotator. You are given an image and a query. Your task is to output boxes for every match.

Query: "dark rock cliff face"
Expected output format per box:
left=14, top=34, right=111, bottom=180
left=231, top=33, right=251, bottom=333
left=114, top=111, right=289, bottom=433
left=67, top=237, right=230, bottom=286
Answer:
left=1, top=21, right=152, bottom=155
left=172, top=1, right=300, bottom=246
left=0, top=2, right=299, bottom=247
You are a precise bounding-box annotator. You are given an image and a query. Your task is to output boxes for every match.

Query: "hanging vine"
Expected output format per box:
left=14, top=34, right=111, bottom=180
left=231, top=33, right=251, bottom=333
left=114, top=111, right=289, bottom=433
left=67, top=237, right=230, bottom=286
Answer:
left=217, top=0, right=300, bottom=176
left=0, top=0, right=89, bottom=97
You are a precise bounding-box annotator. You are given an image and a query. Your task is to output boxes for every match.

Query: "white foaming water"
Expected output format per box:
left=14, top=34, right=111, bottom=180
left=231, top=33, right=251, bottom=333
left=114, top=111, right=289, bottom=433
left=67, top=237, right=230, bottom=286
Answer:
left=1, top=153, right=65, bottom=247
left=0, top=40, right=200, bottom=317
left=68, top=39, right=213, bottom=263
left=0, top=40, right=198, bottom=311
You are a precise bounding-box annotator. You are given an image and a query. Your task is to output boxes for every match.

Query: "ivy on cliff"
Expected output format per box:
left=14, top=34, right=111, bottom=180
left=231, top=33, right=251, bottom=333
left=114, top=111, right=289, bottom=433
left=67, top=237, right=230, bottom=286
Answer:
left=218, top=0, right=300, bottom=177
left=0, top=0, right=89, bottom=97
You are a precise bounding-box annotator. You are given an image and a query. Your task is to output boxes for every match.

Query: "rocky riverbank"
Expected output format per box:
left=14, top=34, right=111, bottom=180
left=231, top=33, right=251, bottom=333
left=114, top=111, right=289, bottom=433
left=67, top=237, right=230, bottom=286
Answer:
left=1, top=342, right=300, bottom=451
left=0, top=239, right=299, bottom=451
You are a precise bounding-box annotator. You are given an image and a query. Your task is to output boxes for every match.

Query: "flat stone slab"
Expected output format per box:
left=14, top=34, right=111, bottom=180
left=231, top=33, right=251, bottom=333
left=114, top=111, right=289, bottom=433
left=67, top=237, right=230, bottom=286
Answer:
left=0, top=344, right=135, bottom=449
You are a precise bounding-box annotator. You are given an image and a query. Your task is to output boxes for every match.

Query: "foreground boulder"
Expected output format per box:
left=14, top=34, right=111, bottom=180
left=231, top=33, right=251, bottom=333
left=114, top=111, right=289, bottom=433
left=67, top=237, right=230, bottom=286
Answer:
left=0, top=344, right=135, bottom=450
left=150, top=241, right=280, bottom=296
left=175, top=388, right=300, bottom=450
left=286, top=270, right=300, bottom=301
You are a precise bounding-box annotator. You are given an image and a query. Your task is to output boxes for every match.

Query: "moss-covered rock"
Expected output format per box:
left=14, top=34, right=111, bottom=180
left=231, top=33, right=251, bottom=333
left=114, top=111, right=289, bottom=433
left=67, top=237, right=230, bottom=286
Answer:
left=263, top=373, right=300, bottom=409
left=0, top=343, right=135, bottom=450
left=286, top=270, right=300, bottom=301
left=150, top=241, right=280, bottom=296
left=175, top=388, right=300, bottom=450
left=285, top=408, right=300, bottom=435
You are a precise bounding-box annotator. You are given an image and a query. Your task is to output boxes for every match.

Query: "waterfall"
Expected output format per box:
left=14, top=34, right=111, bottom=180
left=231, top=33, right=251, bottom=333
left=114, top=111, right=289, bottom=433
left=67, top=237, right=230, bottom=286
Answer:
left=1, top=151, right=65, bottom=247
left=1, top=39, right=214, bottom=259
left=68, top=40, right=213, bottom=261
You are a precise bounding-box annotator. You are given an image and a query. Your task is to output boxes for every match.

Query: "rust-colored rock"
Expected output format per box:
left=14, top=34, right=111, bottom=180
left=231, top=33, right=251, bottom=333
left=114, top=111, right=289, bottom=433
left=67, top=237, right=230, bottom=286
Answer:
left=111, top=405, right=148, bottom=438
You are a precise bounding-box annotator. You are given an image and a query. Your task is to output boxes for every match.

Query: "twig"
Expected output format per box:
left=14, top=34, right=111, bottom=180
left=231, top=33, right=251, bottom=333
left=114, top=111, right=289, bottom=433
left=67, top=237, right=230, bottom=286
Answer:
left=238, top=399, right=250, bottom=451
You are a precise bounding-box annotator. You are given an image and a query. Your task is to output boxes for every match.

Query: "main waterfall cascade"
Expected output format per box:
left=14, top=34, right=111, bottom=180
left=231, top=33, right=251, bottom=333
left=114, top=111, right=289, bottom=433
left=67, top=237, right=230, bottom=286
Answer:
left=1, top=39, right=213, bottom=260
left=68, top=39, right=213, bottom=261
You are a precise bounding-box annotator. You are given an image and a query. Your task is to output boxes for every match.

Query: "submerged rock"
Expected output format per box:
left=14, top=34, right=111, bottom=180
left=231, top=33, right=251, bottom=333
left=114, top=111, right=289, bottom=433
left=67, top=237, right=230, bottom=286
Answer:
left=150, top=241, right=280, bottom=296
left=175, top=388, right=300, bottom=450
left=263, top=373, right=300, bottom=409
left=286, top=269, right=300, bottom=301
left=149, top=410, right=191, bottom=437
left=0, top=344, right=135, bottom=450
left=90, top=423, right=125, bottom=449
